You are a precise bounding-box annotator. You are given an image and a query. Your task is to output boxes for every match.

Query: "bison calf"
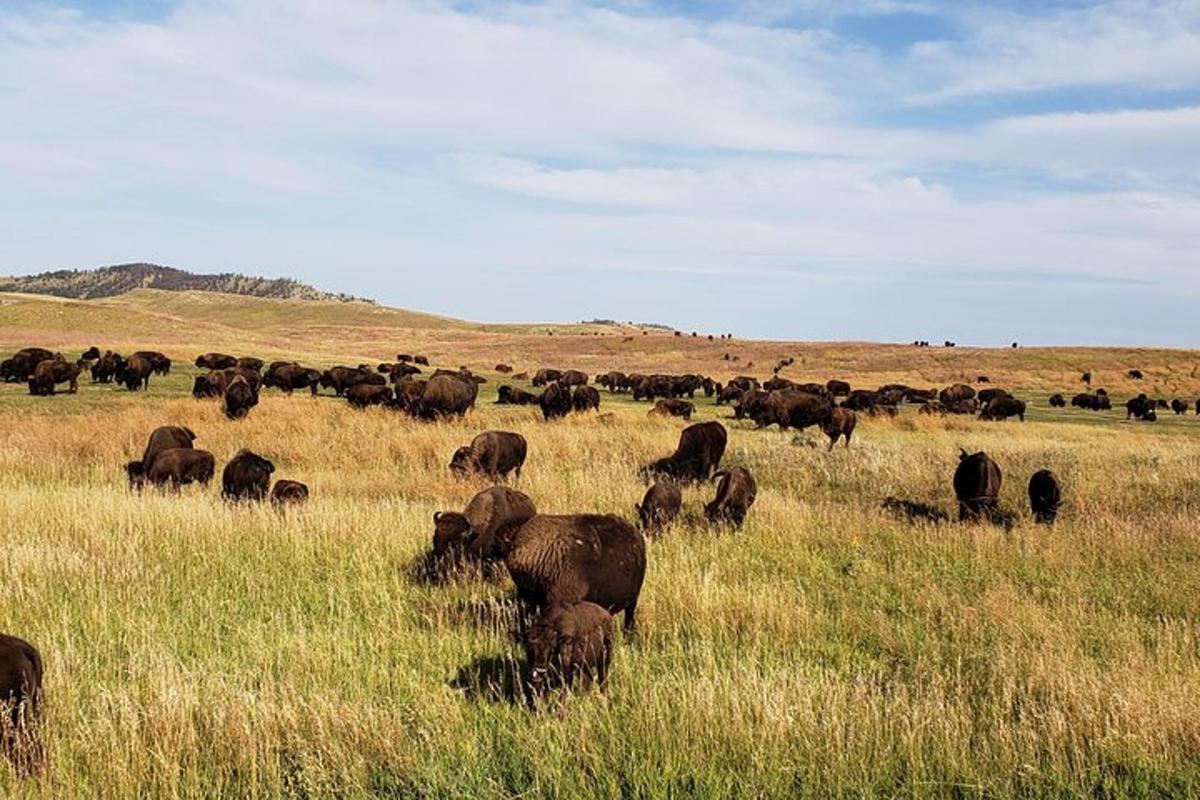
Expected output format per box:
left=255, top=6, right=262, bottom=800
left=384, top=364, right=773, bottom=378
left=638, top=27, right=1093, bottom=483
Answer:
left=525, top=602, right=614, bottom=696
left=635, top=482, right=682, bottom=532
left=703, top=467, right=757, bottom=529
left=131, top=448, right=215, bottom=490
left=822, top=407, right=856, bottom=450
left=1028, top=470, right=1062, bottom=525
left=270, top=479, right=309, bottom=507
left=449, top=431, right=527, bottom=482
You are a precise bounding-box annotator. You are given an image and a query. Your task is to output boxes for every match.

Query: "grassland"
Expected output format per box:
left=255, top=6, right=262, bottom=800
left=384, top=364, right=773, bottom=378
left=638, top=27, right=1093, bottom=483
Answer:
left=1, top=290, right=1199, bottom=798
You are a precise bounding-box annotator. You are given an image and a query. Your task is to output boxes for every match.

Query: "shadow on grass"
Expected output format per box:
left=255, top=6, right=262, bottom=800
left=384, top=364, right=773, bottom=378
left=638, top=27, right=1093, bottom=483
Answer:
left=449, top=654, right=530, bottom=707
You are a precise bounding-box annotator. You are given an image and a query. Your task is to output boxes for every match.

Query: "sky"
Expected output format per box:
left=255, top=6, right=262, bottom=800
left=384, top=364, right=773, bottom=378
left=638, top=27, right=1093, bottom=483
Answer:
left=1, top=0, right=1198, bottom=345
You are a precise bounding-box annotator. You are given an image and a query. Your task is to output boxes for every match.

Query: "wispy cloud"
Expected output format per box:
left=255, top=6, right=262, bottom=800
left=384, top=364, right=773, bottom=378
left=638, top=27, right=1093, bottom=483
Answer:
left=0, top=0, right=1197, bottom=344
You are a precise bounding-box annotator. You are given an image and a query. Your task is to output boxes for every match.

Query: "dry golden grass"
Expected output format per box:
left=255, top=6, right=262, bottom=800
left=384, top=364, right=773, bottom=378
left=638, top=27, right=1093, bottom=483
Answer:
left=1, top=292, right=1199, bottom=798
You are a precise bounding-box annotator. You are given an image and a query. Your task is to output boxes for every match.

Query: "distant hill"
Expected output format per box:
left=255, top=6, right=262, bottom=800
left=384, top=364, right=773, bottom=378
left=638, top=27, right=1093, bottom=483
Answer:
left=0, top=263, right=370, bottom=303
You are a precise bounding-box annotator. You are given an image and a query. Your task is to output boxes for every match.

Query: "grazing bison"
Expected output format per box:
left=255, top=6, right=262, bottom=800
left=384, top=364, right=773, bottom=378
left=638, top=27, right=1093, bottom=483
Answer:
left=977, top=388, right=1010, bottom=404
left=265, top=363, right=321, bottom=395
left=525, top=602, right=614, bottom=696
left=716, top=384, right=743, bottom=405
left=953, top=450, right=1002, bottom=522
left=640, top=421, right=727, bottom=484
left=125, top=425, right=197, bottom=486
left=822, top=407, right=857, bottom=450
left=635, top=482, right=682, bottom=532
left=411, top=374, right=477, bottom=420
left=91, top=351, right=125, bottom=383
left=131, top=351, right=171, bottom=376
left=1126, top=394, right=1153, bottom=420
left=1127, top=369, right=1143, bottom=380
left=650, top=399, right=694, bottom=420
left=597, top=371, right=628, bottom=393
left=223, top=375, right=259, bottom=419
left=539, top=381, right=573, bottom=421
left=138, top=448, right=215, bottom=490
left=345, top=383, right=392, bottom=409
left=532, top=368, right=563, bottom=387
left=235, top=357, right=263, bottom=372
left=432, top=486, right=537, bottom=565
left=1172, top=399, right=1189, bottom=415
left=1028, top=470, right=1062, bottom=525
left=1072, top=392, right=1109, bottom=411
left=882, top=497, right=949, bottom=524
left=116, top=354, right=154, bottom=391
left=571, top=385, right=601, bottom=412
left=0, top=633, right=44, bottom=775
left=733, top=389, right=770, bottom=420
left=81, top=346, right=100, bottom=361
left=939, top=384, right=976, bottom=405
left=495, top=363, right=513, bottom=374
left=980, top=396, right=1026, bottom=422
left=321, top=366, right=384, bottom=396
left=1, top=348, right=54, bottom=382
left=754, top=390, right=833, bottom=431
left=496, top=385, right=539, bottom=405
left=221, top=449, right=274, bottom=502
left=270, top=480, right=309, bottom=507
left=389, top=378, right=427, bottom=414
left=703, top=467, right=757, bottom=528
left=1049, top=393, right=1066, bottom=407
left=842, top=389, right=878, bottom=412
left=195, top=353, right=237, bottom=370
left=506, top=514, right=646, bottom=631
left=192, top=372, right=225, bottom=398
left=28, top=357, right=82, bottom=395
left=449, top=431, right=527, bottom=481
left=559, top=369, right=588, bottom=387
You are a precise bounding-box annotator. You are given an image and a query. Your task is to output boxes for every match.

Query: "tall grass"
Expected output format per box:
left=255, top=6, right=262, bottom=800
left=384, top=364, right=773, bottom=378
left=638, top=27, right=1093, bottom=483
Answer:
left=0, top=351, right=1198, bottom=797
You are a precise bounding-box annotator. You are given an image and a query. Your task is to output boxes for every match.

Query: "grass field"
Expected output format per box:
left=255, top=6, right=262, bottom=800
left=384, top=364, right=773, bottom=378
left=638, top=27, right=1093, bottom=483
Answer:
left=1, top=291, right=1199, bottom=798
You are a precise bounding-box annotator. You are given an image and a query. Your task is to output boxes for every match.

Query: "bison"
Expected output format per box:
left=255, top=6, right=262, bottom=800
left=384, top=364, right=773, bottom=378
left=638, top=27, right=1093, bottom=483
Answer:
left=635, top=482, right=682, bottom=532
left=125, top=425, right=197, bottom=487
left=131, top=351, right=171, bottom=376
left=496, top=385, right=539, bottom=405
left=532, top=368, right=562, bottom=387
left=525, top=602, right=613, bottom=696
left=432, top=486, right=537, bottom=566
left=571, top=385, right=601, bottom=413
left=223, top=375, right=259, bottom=419
left=703, top=467, right=757, bottom=528
left=116, top=354, right=154, bottom=391
left=411, top=374, right=477, bottom=420
left=270, top=480, right=309, bottom=507
left=221, top=449, right=274, bottom=502
left=265, top=363, right=321, bottom=395
left=650, top=399, right=694, bottom=420
left=1, top=348, right=54, bottom=382
left=939, top=384, right=976, bottom=405
left=822, top=407, right=856, bottom=450
left=0, top=633, right=44, bottom=775
left=449, top=431, right=527, bottom=481
left=1049, top=393, right=1066, bottom=408
left=135, top=448, right=215, bottom=490
left=506, top=514, right=646, bottom=631
left=640, top=421, right=727, bottom=484
left=195, top=353, right=237, bottom=370
left=346, top=383, right=392, bottom=409
left=1028, top=470, right=1062, bottom=525
left=539, top=381, right=573, bottom=421
left=28, top=357, right=82, bottom=395
left=980, top=396, right=1026, bottom=422
left=753, top=390, right=833, bottom=431
left=953, top=449, right=1002, bottom=523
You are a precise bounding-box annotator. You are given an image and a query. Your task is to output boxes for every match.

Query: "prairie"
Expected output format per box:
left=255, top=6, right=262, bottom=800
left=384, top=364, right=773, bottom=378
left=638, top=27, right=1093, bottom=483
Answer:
left=1, top=290, right=1199, bottom=798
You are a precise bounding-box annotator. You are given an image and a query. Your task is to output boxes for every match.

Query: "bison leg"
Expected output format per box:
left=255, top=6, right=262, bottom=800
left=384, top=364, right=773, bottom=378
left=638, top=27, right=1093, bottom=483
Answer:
left=622, top=600, right=637, bottom=633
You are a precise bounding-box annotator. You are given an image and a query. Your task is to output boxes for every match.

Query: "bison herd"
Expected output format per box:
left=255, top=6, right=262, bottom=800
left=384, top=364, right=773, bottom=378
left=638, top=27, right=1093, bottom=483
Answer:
left=0, top=343, right=1188, bottom=770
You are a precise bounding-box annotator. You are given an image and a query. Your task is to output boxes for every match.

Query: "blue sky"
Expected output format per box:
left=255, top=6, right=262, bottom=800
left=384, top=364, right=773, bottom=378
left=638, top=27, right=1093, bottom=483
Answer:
left=2, top=0, right=1198, bottom=345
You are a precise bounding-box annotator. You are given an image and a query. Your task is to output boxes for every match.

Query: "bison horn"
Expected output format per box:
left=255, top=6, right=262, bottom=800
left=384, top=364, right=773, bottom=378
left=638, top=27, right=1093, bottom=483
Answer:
left=433, top=511, right=442, bottom=523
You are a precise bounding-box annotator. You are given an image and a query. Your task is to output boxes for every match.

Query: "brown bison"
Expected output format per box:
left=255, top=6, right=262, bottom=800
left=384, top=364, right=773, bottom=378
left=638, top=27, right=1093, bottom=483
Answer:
left=496, top=385, right=539, bottom=405
left=939, top=384, right=976, bottom=405
left=0, top=633, right=44, bottom=775
left=195, top=353, right=237, bottom=370
left=572, top=385, right=601, bottom=412
left=495, top=363, right=513, bottom=373
left=539, top=381, right=573, bottom=421
left=221, top=449, right=274, bottom=502
left=650, top=399, right=694, bottom=420
left=980, top=395, right=1026, bottom=422
left=320, top=366, right=384, bottom=396
left=223, top=375, right=259, bottom=419
left=235, top=357, right=264, bottom=372
left=270, top=480, right=310, bottom=507
left=116, top=354, right=154, bottom=391
left=733, top=389, right=769, bottom=420
left=1028, top=470, right=1061, bottom=525
left=532, top=368, right=562, bottom=387
left=346, top=383, right=393, bottom=409
left=28, top=357, right=82, bottom=395
left=640, top=421, right=727, bottom=484
left=1126, top=394, right=1153, bottom=420
left=1049, top=393, right=1066, bottom=407
left=449, top=431, right=527, bottom=481
left=559, top=369, right=588, bottom=387
left=822, top=407, right=857, bottom=450
left=953, top=450, right=1002, bottom=522
left=1, top=348, right=54, bottom=382
left=91, top=351, right=125, bottom=383
left=525, top=602, right=613, bottom=696
left=125, top=425, right=197, bottom=487
left=635, top=482, right=682, bottom=532
left=432, top=486, right=537, bottom=565
left=754, top=390, right=833, bottom=431
left=826, top=379, right=851, bottom=396
left=411, top=374, right=477, bottom=420
left=265, top=363, right=321, bottom=395
left=131, top=351, right=171, bottom=376
left=1172, top=399, right=1189, bottom=415
left=137, top=448, right=216, bottom=490
left=506, top=514, right=646, bottom=631
left=704, top=467, right=757, bottom=528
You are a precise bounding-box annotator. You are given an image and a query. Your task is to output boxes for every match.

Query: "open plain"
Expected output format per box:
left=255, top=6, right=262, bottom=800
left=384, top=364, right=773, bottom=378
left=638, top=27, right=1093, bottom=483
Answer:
left=2, top=290, right=1199, bottom=798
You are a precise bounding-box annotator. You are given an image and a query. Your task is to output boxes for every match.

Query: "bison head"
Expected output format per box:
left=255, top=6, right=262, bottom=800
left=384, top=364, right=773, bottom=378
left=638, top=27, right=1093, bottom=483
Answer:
left=448, top=447, right=475, bottom=478
left=431, top=511, right=473, bottom=557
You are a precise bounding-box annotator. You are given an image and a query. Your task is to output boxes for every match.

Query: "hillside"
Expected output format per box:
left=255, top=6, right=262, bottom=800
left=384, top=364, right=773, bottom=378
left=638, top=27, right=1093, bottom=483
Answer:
left=0, top=262, right=369, bottom=303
